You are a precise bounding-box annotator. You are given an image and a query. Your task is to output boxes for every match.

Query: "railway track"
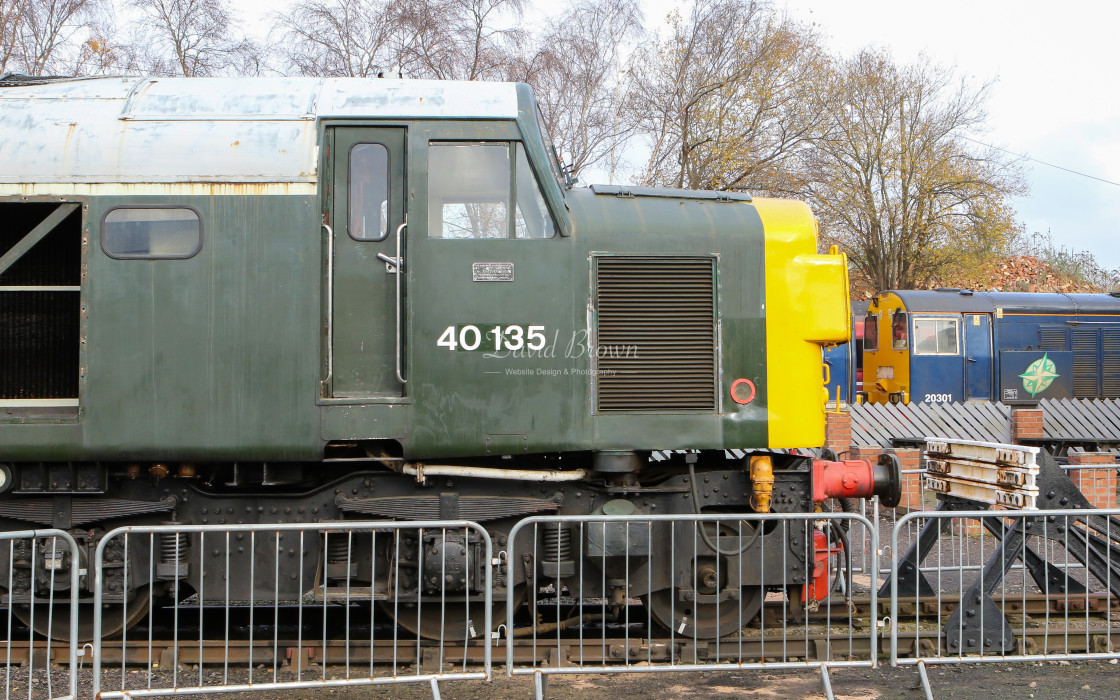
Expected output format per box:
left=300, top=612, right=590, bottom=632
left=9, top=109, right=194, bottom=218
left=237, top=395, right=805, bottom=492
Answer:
left=6, top=593, right=1119, bottom=669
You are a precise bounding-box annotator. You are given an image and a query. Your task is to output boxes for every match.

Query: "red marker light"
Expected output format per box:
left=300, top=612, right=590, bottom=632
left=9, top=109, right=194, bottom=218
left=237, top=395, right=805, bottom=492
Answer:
left=730, top=378, right=756, bottom=405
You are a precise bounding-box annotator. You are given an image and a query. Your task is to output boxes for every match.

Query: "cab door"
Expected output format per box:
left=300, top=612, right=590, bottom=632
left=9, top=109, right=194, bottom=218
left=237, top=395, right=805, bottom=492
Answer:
left=405, top=133, right=572, bottom=455
left=326, top=127, right=407, bottom=398
left=963, top=313, right=993, bottom=400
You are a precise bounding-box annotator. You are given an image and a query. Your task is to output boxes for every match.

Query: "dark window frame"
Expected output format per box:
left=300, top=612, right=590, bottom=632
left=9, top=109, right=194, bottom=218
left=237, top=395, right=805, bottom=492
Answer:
left=891, top=310, right=909, bottom=350
left=100, top=205, right=203, bottom=260
left=864, top=314, right=879, bottom=352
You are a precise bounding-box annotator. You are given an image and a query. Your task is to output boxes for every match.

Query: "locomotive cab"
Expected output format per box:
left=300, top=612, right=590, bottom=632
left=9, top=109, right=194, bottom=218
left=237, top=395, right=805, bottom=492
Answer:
left=865, top=290, right=997, bottom=405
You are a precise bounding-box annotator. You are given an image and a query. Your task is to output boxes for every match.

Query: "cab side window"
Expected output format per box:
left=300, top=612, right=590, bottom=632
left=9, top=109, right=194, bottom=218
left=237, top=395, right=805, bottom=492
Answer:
left=514, top=145, right=554, bottom=239
left=863, top=315, right=879, bottom=351
left=912, top=317, right=959, bottom=355
left=428, top=142, right=556, bottom=239
left=891, top=310, right=908, bottom=350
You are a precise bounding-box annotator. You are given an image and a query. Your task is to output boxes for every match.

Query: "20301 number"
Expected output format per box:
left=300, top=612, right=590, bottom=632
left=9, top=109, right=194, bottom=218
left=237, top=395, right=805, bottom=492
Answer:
left=923, top=393, right=952, bottom=403
left=437, top=324, right=547, bottom=352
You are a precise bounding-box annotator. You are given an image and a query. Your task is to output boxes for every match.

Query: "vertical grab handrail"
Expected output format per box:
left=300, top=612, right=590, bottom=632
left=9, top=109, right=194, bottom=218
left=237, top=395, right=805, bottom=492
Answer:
left=394, top=222, right=407, bottom=385
left=321, top=223, right=334, bottom=392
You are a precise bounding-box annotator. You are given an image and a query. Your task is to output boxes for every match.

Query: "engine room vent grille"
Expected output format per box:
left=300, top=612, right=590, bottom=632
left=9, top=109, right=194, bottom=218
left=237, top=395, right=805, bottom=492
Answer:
left=1072, top=328, right=1099, bottom=398
left=593, top=256, right=717, bottom=412
left=1104, top=330, right=1120, bottom=398
left=0, top=203, right=81, bottom=402
left=1039, top=326, right=1067, bottom=351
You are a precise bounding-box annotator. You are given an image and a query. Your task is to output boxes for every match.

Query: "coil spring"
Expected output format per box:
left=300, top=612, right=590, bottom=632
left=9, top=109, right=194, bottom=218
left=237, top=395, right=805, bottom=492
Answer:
left=160, top=531, right=188, bottom=564
left=541, top=524, right=570, bottom=563
left=326, top=534, right=350, bottom=563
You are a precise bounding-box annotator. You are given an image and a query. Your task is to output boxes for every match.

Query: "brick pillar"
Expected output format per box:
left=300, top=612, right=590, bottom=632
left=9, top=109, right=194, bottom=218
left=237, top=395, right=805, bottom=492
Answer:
left=886, top=447, right=924, bottom=511
left=1067, top=452, right=1117, bottom=509
left=824, top=411, right=852, bottom=454
left=1011, top=408, right=1044, bottom=444
left=849, top=445, right=882, bottom=464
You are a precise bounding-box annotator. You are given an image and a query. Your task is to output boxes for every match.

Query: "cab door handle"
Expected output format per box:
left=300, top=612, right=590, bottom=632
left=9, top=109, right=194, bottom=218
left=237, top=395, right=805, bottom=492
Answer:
left=391, top=223, right=407, bottom=385
left=376, top=252, right=399, bottom=272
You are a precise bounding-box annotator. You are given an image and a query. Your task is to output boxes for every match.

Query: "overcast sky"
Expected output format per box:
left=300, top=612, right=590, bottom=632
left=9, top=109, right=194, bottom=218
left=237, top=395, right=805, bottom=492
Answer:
left=782, top=0, right=1120, bottom=271
left=241, top=0, right=1120, bottom=270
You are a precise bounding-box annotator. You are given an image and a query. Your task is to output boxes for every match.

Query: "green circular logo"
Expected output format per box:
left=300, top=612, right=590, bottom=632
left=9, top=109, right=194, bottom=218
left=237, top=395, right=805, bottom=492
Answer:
left=1019, top=353, right=1060, bottom=397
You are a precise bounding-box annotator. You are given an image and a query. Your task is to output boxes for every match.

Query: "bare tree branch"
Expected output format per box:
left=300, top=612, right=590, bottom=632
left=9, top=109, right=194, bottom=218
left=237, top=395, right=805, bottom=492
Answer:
left=511, top=0, right=643, bottom=180
left=129, top=0, right=259, bottom=77
left=805, top=49, right=1027, bottom=290
left=272, top=0, right=418, bottom=77
left=1, top=0, right=105, bottom=75
left=626, top=0, right=826, bottom=194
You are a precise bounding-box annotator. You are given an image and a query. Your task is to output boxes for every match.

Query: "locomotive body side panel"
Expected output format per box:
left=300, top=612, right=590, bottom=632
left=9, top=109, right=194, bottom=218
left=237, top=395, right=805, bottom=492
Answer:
left=0, top=76, right=847, bottom=460
left=0, top=193, right=323, bottom=461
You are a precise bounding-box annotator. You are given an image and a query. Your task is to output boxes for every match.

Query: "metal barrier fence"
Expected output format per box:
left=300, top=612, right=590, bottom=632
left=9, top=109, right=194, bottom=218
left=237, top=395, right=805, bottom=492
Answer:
left=504, top=512, right=879, bottom=699
left=6, top=499, right=1120, bottom=699
left=889, top=508, right=1120, bottom=697
left=876, top=460, right=1117, bottom=568
left=90, top=520, right=494, bottom=699
left=1, top=529, right=81, bottom=700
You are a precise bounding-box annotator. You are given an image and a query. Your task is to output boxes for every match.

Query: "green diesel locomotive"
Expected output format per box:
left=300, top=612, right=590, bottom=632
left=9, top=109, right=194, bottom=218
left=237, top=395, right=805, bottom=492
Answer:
left=0, top=75, right=896, bottom=640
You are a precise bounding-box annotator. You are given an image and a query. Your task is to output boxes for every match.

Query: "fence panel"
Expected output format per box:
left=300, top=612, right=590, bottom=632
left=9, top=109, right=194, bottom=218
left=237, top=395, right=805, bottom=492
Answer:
left=504, top=512, right=878, bottom=697
left=1, top=529, right=81, bottom=700
left=91, top=520, right=493, bottom=699
left=889, top=508, right=1120, bottom=668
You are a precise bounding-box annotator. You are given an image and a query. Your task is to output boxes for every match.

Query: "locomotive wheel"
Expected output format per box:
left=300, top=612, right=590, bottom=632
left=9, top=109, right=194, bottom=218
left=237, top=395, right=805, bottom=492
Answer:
left=382, top=584, right=526, bottom=641
left=643, top=584, right=764, bottom=639
left=12, top=587, right=152, bottom=642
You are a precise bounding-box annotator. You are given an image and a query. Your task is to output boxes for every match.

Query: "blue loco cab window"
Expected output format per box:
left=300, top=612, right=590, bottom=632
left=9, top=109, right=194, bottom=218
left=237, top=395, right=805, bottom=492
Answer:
left=912, top=317, right=959, bottom=355
left=102, top=207, right=201, bottom=259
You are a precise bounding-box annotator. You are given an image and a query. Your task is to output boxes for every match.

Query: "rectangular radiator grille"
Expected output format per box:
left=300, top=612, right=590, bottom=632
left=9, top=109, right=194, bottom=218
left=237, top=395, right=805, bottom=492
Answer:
left=0, top=203, right=82, bottom=401
left=1072, top=329, right=1099, bottom=398
left=593, top=256, right=717, bottom=412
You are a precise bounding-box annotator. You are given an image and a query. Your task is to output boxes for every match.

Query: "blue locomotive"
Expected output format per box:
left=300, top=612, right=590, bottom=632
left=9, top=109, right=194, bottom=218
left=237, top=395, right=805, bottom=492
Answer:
left=831, top=289, right=1120, bottom=405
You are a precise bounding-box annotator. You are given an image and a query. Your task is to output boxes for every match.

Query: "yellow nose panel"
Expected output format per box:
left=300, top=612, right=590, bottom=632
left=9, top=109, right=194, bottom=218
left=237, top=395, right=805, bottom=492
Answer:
left=754, top=198, right=850, bottom=448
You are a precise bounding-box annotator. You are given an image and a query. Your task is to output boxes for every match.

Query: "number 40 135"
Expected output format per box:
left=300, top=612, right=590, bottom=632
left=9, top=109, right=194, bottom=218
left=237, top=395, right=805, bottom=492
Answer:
left=437, top=324, right=547, bottom=352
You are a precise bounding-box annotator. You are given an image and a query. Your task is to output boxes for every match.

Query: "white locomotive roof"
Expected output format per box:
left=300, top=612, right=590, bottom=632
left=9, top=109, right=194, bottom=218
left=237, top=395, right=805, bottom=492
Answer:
left=0, top=77, right=522, bottom=190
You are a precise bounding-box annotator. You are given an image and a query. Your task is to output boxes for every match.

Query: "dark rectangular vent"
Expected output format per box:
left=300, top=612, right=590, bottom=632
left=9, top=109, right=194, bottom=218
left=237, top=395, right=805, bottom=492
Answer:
left=1039, top=326, right=1067, bottom=350
left=0, top=292, right=79, bottom=399
left=1072, top=329, right=1099, bottom=398
left=0, top=203, right=81, bottom=401
left=1104, top=330, right=1120, bottom=398
left=593, top=256, right=717, bottom=412
left=1103, top=329, right=1120, bottom=353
